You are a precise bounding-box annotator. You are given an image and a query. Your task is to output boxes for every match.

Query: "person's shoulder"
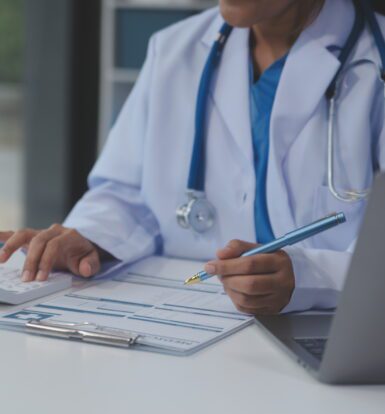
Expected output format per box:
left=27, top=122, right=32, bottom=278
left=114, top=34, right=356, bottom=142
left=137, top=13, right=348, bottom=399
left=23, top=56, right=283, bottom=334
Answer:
left=151, top=7, right=220, bottom=53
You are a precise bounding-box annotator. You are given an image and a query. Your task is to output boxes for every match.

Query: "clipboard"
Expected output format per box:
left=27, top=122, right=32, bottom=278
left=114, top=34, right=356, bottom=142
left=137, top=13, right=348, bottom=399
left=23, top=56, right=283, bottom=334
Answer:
left=26, top=320, right=140, bottom=348
left=0, top=257, right=254, bottom=355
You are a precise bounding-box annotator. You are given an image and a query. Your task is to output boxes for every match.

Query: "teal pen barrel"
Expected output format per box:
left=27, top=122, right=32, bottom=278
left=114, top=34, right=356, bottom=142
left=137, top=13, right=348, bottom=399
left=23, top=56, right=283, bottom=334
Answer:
left=286, top=212, right=346, bottom=245
left=194, top=212, right=346, bottom=283
left=242, top=212, right=346, bottom=256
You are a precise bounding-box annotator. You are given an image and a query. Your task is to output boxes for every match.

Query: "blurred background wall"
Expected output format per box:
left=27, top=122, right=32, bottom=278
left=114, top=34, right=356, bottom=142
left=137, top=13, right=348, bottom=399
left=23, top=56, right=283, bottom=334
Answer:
left=0, top=0, right=215, bottom=231
left=0, top=0, right=24, bottom=230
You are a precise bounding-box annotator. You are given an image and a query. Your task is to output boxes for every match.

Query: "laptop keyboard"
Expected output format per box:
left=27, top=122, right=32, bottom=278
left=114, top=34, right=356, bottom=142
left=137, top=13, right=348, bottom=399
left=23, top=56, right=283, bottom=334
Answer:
left=295, top=338, right=328, bottom=361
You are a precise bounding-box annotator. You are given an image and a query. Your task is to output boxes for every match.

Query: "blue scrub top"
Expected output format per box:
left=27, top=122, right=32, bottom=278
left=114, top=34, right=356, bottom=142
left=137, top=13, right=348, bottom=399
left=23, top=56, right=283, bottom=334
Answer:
left=250, top=55, right=287, bottom=243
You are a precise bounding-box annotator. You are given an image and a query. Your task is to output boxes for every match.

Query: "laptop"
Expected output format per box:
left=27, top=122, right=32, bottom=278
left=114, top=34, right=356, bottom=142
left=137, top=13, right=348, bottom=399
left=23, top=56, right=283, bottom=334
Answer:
left=255, top=173, right=385, bottom=384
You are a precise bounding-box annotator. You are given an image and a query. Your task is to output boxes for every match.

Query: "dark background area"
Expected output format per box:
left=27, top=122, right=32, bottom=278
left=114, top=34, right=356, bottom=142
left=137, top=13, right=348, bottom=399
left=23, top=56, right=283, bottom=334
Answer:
left=0, top=0, right=204, bottom=230
left=0, top=0, right=23, bottom=83
left=373, top=0, right=385, bottom=15
left=24, top=0, right=101, bottom=227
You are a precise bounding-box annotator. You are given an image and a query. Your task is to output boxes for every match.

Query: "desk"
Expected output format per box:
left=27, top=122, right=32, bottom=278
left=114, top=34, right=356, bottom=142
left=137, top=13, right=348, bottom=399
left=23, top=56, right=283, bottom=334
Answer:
left=1, top=253, right=384, bottom=414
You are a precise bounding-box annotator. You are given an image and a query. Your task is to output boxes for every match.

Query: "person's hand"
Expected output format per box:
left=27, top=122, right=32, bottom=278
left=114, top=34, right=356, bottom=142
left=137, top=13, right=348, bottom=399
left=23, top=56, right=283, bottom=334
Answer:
left=0, top=224, right=102, bottom=282
left=205, top=240, right=295, bottom=315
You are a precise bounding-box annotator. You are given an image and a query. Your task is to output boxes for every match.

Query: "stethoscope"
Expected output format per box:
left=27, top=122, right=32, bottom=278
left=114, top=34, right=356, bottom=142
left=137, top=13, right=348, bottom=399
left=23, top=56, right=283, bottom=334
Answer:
left=176, top=0, right=385, bottom=233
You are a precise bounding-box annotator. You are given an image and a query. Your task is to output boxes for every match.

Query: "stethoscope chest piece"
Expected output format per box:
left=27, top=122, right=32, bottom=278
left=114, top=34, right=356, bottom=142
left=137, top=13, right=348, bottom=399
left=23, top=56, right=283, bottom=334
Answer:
left=176, top=191, right=216, bottom=233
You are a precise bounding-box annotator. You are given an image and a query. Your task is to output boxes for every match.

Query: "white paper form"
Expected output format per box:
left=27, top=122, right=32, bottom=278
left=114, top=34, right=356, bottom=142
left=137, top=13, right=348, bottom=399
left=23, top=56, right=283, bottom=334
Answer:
left=0, top=257, right=254, bottom=354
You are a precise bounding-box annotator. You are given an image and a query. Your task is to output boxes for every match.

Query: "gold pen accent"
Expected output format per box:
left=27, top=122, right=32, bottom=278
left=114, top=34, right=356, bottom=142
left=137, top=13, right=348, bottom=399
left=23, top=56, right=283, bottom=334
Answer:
left=184, top=273, right=202, bottom=285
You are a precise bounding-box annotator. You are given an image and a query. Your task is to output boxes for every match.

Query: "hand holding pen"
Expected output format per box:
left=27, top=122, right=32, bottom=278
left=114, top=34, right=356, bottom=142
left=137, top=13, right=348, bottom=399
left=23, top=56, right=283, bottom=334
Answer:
left=185, top=213, right=346, bottom=315
left=206, top=240, right=296, bottom=314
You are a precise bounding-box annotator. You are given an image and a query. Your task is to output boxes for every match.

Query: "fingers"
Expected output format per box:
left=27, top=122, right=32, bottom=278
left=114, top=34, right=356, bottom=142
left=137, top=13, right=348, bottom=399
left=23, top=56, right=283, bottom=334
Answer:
left=212, top=248, right=296, bottom=316
left=205, top=253, right=283, bottom=277
left=78, top=250, right=101, bottom=278
left=225, top=288, right=282, bottom=315
left=221, top=273, right=277, bottom=296
left=221, top=265, right=294, bottom=311
left=224, top=287, right=270, bottom=308
left=0, top=229, right=38, bottom=264
left=18, top=225, right=101, bottom=282
left=216, top=239, right=258, bottom=260
left=223, top=274, right=293, bottom=315
left=63, top=235, right=101, bottom=278
left=21, top=227, right=64, bottom=281
left=0, top=225, right=101, bottom=282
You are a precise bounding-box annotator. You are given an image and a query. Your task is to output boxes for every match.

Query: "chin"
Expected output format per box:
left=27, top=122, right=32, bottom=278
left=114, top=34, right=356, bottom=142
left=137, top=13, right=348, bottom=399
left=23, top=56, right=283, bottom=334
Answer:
left=220, top=4, right=259, bottom=27
left=218, top=0, right=298, bottom=28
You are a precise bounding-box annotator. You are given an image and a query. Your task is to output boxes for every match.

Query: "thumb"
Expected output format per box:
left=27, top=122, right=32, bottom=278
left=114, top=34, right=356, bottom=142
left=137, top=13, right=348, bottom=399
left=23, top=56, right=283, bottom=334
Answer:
left=78, top=250, right=101, bottom=278
left=216, top=239, right=258, bottom=260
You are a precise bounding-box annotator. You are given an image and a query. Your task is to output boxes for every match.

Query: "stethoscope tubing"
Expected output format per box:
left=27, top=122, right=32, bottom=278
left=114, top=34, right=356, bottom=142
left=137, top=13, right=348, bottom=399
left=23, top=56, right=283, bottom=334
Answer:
left=188, top=23, right=233, bottom=192
left=327, top=0, right=384, bottom=202
left=327, top=97, right=371, bottom=202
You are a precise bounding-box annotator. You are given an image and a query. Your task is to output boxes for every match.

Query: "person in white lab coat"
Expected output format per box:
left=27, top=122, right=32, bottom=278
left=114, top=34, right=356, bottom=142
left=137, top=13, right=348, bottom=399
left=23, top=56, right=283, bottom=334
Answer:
left=1, top=0, right=385, bottom=314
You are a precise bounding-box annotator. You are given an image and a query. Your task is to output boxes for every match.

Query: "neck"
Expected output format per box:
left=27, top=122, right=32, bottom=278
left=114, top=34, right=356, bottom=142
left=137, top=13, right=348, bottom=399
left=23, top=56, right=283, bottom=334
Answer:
left=251, top=0, right=324, bottom=75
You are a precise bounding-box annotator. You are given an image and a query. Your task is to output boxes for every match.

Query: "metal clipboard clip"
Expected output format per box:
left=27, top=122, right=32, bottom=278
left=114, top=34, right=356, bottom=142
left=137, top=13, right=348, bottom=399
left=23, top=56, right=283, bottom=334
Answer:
left=26, top=319, right=140, bottom=348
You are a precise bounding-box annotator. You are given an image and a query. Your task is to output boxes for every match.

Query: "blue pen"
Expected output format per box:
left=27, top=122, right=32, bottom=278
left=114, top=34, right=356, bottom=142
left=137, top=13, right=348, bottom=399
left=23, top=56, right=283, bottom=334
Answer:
left=184, top=212, right=346, bottom=285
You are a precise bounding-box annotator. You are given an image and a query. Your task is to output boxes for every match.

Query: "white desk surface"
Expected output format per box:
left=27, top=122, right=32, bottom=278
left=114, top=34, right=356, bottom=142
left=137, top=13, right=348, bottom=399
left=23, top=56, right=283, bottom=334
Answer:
left=0, top=253, right=384, bottom=414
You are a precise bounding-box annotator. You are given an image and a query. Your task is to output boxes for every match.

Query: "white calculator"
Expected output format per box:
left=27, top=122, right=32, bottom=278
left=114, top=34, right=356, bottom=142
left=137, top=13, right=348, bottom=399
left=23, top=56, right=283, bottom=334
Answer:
left=0, top=267, right=72, bottom=305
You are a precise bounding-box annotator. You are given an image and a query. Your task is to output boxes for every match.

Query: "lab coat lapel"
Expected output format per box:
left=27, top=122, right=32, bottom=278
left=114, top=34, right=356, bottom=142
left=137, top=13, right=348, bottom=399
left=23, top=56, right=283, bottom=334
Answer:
left=270, top=0, right=356, bottom=159
left=270, top=42, right=341, bottom=162
left=268, top=0, right=354, bottom=235
left=202, top=22, right=253, bottom=165
left=267, top=43, right=341, bottom=235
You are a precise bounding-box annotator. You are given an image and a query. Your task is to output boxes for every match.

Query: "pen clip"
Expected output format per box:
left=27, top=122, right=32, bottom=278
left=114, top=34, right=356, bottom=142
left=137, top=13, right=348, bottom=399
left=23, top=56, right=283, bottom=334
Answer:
left=26, top=319, right=140, bottom=348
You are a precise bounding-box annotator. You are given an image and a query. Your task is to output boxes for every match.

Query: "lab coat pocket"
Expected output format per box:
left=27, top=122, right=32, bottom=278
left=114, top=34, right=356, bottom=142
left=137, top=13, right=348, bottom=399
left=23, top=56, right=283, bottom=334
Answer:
left=312, top=185, right=366, bottom=251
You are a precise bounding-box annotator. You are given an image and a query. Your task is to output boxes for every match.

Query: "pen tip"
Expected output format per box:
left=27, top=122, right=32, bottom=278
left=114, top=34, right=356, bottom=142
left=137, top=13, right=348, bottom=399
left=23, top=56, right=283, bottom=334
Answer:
left=184, top=274, right=201, bottom=286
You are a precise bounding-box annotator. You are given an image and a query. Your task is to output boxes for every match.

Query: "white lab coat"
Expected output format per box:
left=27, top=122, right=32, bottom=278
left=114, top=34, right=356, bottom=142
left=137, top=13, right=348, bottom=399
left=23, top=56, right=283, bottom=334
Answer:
left=65, top=0, right=385, bottom=312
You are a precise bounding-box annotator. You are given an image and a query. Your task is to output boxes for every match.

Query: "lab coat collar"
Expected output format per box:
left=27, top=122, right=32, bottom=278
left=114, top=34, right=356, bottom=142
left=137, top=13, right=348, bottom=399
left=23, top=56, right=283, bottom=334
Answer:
left=305, top=0, right=356, bottom=50
left=201, top=13, right=254, bottom=167
left=295, top=0, right=380, bottom=66
left=201, top=10, right=224, bottom=48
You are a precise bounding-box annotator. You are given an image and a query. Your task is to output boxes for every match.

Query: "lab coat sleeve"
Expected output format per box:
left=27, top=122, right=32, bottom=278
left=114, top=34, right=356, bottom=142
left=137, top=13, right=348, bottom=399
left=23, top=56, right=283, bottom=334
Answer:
left=281, top=246, right=353, bottom=313
left=64, top=36, right=161, bottom=263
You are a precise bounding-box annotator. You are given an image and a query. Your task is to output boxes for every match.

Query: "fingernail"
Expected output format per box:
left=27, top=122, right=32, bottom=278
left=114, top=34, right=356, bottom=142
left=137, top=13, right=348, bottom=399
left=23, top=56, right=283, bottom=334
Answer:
left=83, top=262, right=92, bottom=277
left=36, top=270, right=47, bottom=281
left=79, top=262, right=92, bottom=277
left=204, top=263, right=216, bottom=275
left=22, top=270, right=31, bottom=282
